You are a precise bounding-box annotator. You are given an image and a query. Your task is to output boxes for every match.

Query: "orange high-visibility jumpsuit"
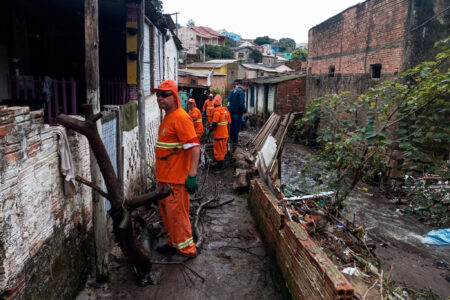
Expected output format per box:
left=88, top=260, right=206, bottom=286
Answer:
left=189, top=106, right=204, bottom=138
left=202, top=99, right=215, bottom=124
left=156, top=107, right=199, bottom=256
left=211, top=106, right=230, bottom=161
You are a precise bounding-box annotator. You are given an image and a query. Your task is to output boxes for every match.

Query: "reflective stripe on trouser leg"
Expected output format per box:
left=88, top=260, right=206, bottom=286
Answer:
left=214, top=138, right=227, bottom=161
left=158, top=183, right=196, bottom=256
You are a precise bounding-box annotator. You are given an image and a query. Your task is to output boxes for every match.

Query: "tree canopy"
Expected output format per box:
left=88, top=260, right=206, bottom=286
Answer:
left=278, top=38, right=296, bottom=52
left=254, top=36, right=275, bottom=46
left=201, top=45, right=235, bottom=60
left=291, top=48, right=308, bottom=61
left=225, top=36, right=238, bottom=48
left=250, top=49, right=262, bottom=63
left=187, top=19, right=195, bottom=27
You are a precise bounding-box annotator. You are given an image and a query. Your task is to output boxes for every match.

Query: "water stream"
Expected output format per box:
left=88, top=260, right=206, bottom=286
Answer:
left=281, top=142, right=450, bottom=298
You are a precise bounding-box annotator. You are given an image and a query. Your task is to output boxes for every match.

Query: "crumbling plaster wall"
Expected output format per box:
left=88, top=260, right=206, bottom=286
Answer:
left=0, top=106, right=93, bottom=299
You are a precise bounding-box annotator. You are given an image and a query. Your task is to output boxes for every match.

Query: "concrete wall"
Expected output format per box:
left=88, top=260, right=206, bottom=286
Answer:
left=0, top=106, right=93, bottom=299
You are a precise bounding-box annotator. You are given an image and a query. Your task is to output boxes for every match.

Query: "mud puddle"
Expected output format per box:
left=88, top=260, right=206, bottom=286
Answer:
left=281, top=141, right=450, bottom=298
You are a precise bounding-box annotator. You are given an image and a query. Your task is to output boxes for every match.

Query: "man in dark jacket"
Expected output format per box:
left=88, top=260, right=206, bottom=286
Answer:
left=227, top=82, right=248, bottom=145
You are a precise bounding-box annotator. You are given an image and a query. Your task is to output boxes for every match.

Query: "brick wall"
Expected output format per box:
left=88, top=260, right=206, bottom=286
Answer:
left=178, top=75, right=226, bottom=91
left=249, top=179, right=353, bottom=300
left=276, top=78, right=307, bottom=114
left=0, top=106, right=93, bottom=299
left=285, top=61, right=303, bottom=71
left=306, top=0, right=408, bottom=101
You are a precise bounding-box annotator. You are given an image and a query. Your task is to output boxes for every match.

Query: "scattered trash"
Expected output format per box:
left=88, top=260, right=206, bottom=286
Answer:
left=422, top=228, right=450, bottom=245
left=336, top=222, right=346, bottom=230
left=284, top=191, right=334, bottom=201
left=341, top=267, right=360, bottom=276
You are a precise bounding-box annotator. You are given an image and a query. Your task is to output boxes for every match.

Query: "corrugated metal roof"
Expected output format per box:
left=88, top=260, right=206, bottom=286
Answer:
left=246, top=74, right=306, bottom=84
left=241, top=63, right=280, bottom=73
left=178, top=69, right=226, bottom=77
left=187, top=59, right=237, bottom=68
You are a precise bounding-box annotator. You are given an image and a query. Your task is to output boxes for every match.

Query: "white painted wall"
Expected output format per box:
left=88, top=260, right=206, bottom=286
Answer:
left=268, top=85, right=276, bottom=113
left=164, top=36, right=178, bottom=81
left=143, top=23, right=151, bottom=97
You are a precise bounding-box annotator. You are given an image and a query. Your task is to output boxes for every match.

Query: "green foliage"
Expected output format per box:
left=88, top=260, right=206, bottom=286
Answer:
left=187, top=19, right=195, bottom=27
left=250, top=49, right=262, bottom=63
left=201, top=45, right=235, bottom=60
left=225, top=36, right=238, bottom=47
left=210, top=87, right=226, bottom=104
left=296, top=37, right=450, bottom=208
left=278, top=38, right=296, bottom=52
left=291, top=48, right=308, bottom=61
left=254, top=36, right=275, bottom=46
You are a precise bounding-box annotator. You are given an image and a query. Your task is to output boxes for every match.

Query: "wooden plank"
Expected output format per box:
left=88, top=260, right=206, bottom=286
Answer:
left=85, top=0, right=108, bottom=282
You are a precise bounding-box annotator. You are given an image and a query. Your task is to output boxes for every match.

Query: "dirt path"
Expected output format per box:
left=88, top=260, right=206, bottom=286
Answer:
left=77, top=153, right=286, bottom=300
left=281, top=141, right=450, bottom=298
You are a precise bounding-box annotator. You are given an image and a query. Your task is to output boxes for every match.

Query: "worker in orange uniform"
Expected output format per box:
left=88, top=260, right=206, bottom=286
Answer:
left=206, top=94, right=230, bottom=170
left=151, top=80, right=200, bottom=262
left=202, top=93, right=215, bottom=124
left=188, top=98, right=204, bottom=138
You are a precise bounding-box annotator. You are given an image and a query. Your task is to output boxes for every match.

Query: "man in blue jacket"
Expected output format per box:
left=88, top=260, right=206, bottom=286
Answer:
left=227, top=82, right=248, bottom=145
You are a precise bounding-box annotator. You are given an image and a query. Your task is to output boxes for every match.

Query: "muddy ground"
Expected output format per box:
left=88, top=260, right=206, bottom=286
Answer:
left=281, top=142, right=450, bottom=298
left=77, top=139, right=288, bottom=300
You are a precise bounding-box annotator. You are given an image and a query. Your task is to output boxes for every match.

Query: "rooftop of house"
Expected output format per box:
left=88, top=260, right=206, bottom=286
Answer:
left=243, top=73, right=306, bottom=85
left=187, top=26, right=225, bottom=39
left=187, top=59, right=238, bottom=68
left=241, top=63, right=281, bottom=73
left=178, top=69, right=226, bottom=77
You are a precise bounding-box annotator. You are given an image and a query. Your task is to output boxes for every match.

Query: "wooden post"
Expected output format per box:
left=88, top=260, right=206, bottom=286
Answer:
left=85, top=0, right=109, bottom=282
left=137, top=0, right=147, bottom=190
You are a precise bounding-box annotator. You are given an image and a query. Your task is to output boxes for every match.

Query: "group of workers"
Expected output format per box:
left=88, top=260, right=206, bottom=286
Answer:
left=150, top=79, right=247, bottom=266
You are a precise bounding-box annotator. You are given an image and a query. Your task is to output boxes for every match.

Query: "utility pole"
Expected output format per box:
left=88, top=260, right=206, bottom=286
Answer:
left=84, top=0, right=108, bottom=282
left=137, top=0, right=147, bottom=190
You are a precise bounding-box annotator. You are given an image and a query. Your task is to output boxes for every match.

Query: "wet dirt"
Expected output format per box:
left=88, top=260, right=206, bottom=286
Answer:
left=281, top=141, right=450, bottom=298
left=77, top=142, right=286, bottom=300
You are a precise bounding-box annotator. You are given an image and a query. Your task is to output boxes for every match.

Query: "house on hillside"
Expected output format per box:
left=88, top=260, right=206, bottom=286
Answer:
left=0, top=1, right=179, bottom=298
left=240, top=63, right=281, bottom=79
left=178, top=26, right=225, bottom=54
left=186, top=59, right=239, bottom=93
left=178, top=68, right=226, bottom=91
left=242, top=74, right=307, bottom=116
left=223, top=31, right=241, bottom=43
left=233, top=47, right=255, bottom=63
left=306, top=0, right=450, bottom=101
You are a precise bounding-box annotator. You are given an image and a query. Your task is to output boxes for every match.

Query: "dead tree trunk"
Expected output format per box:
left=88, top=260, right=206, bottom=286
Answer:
left=56, top=112, right=171, bottom=273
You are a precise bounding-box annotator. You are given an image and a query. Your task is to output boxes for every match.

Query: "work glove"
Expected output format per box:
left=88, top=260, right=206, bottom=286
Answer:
left=185, top=175, right=198, bottom=194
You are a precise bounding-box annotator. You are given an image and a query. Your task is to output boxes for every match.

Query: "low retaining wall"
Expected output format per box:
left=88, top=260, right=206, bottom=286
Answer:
left=249, top=178, right=353, bottom=300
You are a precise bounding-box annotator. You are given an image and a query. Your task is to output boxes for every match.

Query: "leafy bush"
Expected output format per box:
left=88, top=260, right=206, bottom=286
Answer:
left=296, top=38, right=450, bottom=208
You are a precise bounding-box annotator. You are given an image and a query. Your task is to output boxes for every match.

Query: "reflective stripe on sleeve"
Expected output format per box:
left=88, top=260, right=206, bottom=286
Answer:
left=156, top=141, right=183, bottom=149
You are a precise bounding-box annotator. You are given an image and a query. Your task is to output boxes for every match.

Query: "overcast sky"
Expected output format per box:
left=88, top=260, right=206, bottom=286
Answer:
left=162, top=0, right=363, bottom=43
